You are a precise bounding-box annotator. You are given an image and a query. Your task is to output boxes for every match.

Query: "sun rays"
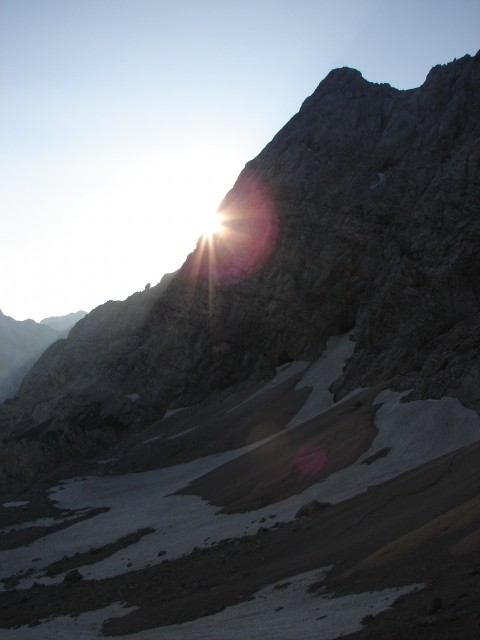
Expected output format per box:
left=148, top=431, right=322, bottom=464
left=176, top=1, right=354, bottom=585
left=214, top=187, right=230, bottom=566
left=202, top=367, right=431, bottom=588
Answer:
left=181, top=172, right=280, bottom=308
left=200, top=212, right=225, bottom=239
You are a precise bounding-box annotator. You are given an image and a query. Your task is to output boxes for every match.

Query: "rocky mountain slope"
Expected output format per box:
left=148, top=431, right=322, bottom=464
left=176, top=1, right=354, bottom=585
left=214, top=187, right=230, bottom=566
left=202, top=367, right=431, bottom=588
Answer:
left=1, top=52, right=479, bottom=481
left=0, top=52, right=479, bottom=639
left=0, top=312, right=60, bottom=404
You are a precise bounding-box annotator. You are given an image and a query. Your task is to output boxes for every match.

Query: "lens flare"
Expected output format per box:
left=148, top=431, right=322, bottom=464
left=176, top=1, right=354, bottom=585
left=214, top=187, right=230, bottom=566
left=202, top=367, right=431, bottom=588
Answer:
left=201, top=212, right=224, bottom=238
left=293, top=445, right=327, bottom=477
left=182, top=170, right=280, bottom=287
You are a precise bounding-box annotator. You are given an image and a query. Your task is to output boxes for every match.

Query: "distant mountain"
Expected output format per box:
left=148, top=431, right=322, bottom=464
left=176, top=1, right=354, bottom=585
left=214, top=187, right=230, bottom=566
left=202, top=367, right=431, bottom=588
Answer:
left=0, top=310, right=86, bottom=403
left=0, top=311, right=61, bottom=403
left=40, top=310, right=87, bottom=332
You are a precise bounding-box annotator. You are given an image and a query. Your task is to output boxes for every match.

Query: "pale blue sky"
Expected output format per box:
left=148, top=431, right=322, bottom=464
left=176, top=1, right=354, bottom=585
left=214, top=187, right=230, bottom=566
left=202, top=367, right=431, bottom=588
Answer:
left=1, top=0, right=479, bottom=321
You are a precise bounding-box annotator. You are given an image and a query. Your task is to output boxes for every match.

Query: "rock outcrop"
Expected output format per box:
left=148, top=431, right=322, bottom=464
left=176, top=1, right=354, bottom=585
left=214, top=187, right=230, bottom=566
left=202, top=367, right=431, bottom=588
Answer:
left=1, top=51, right=479, bottom=480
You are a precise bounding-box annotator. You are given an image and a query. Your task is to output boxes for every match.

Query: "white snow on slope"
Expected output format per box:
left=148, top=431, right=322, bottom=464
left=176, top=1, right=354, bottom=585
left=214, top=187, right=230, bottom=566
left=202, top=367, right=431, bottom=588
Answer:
left=1, top=569, right=419, bottom=640
left=288, top=333, right=356, bottom=429
left=1, top=501, right=29, bottom=508
left=2, top=388, right=478, bottom=592
left=268, top=390, right=480, bottom=510
left=1, top=332, right=479, bottom=639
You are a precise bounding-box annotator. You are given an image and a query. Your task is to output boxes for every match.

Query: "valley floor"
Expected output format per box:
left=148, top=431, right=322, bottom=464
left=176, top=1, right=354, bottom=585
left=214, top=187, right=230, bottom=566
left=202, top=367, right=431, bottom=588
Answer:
left=0, top=336, right=479, bottom=638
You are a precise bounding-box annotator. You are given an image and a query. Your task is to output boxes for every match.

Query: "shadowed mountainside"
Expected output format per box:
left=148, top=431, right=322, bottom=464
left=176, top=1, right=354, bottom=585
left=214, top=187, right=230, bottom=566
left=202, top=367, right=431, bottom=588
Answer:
left=0, top=51, right=479, bottom=480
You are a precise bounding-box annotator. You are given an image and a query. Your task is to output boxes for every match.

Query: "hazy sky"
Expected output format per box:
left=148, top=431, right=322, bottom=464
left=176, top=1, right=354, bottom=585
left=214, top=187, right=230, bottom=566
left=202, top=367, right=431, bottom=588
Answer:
left=1, top=0, right=478, bottom=321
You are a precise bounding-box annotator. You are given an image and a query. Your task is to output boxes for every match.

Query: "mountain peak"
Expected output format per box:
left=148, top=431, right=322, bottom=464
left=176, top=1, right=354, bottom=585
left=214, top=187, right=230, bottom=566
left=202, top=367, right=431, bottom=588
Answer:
left=313, top=65, right=368, bottom=96
left=40, top=310, right=87, bottom=332
left=324, top=66, right=364, bottom=82
left=297, top=65, right=394, bottom=117
left=422, top=51, right=478, bottom=87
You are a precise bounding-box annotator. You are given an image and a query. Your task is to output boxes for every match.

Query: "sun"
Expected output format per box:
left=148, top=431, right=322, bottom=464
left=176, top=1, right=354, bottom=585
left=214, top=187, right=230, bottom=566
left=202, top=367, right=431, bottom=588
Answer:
left=201, top=212, right=224, bottom=238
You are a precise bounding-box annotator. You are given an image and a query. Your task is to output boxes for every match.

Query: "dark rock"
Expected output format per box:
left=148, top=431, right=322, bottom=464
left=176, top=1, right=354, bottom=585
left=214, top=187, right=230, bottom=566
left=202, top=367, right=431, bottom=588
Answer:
left=27, top=619, right=40, bottom=627
left=427, top=597, right=443, bottom=615
left=63, top=569, right=83, bottom=583
left=418, top=615, right=439, bottom=626
left=273, top=581, right=291, bottom=590
left=362, top=447, right=392, bottom=465
left=295, top=500, right=331, bottom=519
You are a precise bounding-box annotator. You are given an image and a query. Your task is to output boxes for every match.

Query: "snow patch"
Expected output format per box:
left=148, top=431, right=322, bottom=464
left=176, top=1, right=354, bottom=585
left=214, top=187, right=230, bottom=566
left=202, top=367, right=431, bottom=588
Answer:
left=116, top=572, right=417, bottom=640
left=1, top=571, right=420, bottom=640
left=141, top=435, right=164, bottom=444
left=2, top=389, right=479, bottom=590
left=288, top=334, right=355, bottom=429
left=125, top=393, right=141, bottom=402
left=163, top=407, right=187, bottom=419
left=1, top=501, right=29, bottom=508
left=167, top=426, right=200, bottom=440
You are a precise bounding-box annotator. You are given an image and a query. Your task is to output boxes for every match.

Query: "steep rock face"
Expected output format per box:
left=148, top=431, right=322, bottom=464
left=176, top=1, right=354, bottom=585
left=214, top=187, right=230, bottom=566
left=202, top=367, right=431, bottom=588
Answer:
left=0, top=312, right=61, bottom=404
left=1, top=52, right=479, bottom=479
